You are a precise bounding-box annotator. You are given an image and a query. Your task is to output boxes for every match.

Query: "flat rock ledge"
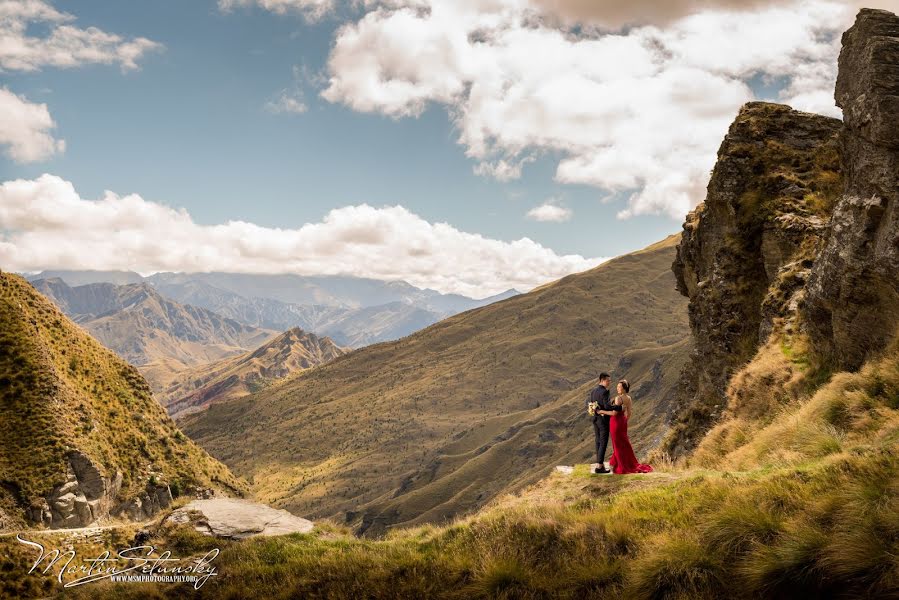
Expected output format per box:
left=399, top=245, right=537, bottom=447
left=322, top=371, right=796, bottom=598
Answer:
left=166, top=498, right=313, bottom=539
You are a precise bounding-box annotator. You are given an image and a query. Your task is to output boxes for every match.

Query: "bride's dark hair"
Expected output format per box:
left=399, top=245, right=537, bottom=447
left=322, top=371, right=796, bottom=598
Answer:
left=619, top=379, right=630, bottom=393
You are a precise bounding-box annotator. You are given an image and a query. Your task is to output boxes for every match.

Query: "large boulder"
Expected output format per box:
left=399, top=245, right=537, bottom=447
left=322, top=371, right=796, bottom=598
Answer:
left=166, top=498, right=314, bottom=539
left=803, top=9, right=899, bottom=370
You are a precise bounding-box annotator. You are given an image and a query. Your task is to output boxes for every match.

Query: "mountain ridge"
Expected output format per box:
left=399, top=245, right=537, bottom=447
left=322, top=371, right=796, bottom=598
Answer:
left=27, top=272, right=521, bottom=349
left=159, top=326, right=347, bottom=418
left=29, top=278, right=279, bottom=393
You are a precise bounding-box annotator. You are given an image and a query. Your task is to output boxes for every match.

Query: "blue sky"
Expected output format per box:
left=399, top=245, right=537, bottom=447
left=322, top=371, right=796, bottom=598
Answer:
left=1, top=0, right=875, bottom=295
left=1, top=0, right=677, bottom=260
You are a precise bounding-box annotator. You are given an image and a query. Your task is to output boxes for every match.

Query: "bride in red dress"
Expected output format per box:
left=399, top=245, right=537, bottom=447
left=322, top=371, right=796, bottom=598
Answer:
left=598, top=380, right=652, bottom=474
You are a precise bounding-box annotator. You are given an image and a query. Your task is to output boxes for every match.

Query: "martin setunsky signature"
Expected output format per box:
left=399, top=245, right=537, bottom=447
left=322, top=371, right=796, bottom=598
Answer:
left=16, top=534, right=219, bottom=589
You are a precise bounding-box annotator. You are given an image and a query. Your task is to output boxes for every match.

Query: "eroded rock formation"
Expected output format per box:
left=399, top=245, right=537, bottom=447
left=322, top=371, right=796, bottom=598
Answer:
left=803, top=8, right=899, bottom=371
left=667, top=8, right=899, bottom=457
left=24, top=451, right=174, bottom=528
left=667, top=103, right=842, bottom=455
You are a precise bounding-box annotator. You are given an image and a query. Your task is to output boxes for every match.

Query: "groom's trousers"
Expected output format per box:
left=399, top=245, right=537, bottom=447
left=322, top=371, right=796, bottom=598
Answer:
left=593, top=417, right=610, bottom=466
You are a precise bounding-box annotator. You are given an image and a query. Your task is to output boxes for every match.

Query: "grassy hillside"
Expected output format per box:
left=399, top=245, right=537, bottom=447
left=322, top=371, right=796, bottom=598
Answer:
left=25, top=329, right=897, bottom=600
left=157, top=327, right=346, bottom=418
left=0, top=271, right=245, bottom=527
left=182, top=235, right=690, bottom=534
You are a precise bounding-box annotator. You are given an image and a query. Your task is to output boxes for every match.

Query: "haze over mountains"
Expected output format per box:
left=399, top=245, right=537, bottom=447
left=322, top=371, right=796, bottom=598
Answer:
left=4, top=8, right=899, bottom=600
left=29, top=278, right=280, bottom=393
left=26, top=271, right=520, bottom=348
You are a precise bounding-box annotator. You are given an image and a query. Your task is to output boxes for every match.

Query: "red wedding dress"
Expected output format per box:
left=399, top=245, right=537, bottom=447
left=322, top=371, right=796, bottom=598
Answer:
left=609, top=410, right=653, bottom=474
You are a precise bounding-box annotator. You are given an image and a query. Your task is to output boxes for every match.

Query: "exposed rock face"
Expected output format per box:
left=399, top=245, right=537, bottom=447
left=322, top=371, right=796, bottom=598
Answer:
left=24, top=452, right=175, bottom=528
left=2, top=270, right=247, bottom=531
left=26, top=451, right=123, bottom=528
left=113, top=481, right=174, bottom=522
left=166, top=498, right=314, bottom=539
left=666, top=103, right=842, bottom=456
left=803, top=9, right=899, bottom=371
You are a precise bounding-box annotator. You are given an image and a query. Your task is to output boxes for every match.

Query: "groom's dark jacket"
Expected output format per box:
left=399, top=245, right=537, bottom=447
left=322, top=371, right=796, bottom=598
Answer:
left=587, top=384, right=621, bottom=425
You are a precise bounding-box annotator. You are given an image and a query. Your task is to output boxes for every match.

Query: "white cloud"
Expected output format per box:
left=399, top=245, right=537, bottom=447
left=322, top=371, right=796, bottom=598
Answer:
left=473, top=157, right=534, bottom=181
left=264, top=64, right=312, bottom=114
left=0, top=88, right=64, bottom=162
left=0, top=1, right=162, bottom=164
left=530, top=0, right=899, bottom=28
left=317, top=0, right=872, bottom=220
left=530, top=0, right=777, bottom=28
left=527, top=201, right=571, bottom=222
left=0, top=174, right=606, bottom=297
left=0, top=0, right=162, bottom=72
left=218, top=0, right=334, bottom=20
left=265, top=90, right=308, bottom=114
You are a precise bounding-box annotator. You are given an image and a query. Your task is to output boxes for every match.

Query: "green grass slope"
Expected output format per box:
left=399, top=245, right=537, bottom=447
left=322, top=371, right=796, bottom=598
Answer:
left=0, top=271, right=246, bottom=527
left=182, top=235, right=690, bottom=535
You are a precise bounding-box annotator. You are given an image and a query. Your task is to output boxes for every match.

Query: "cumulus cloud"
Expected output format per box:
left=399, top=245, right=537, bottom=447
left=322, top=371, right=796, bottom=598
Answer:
left=526, top=201, right=571, bottom=222
left=0, top=88, right=65, bottom=162
left=530, top=0, right=899, bottom=28
left=218, top=0, right=334, bottom=20
left=531, top=0, right=778, bottom=28
left=317, top=0, right=874, bottom=220
left=473, top=157, right=535, bottom=182
left=0, top=175, right=605, bottom=297
left=0, top=0, right=162, bottom=72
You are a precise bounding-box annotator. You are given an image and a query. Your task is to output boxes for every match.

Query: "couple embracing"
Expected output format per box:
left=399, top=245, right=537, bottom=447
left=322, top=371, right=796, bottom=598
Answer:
left=587, top=372, right=652, bottom=475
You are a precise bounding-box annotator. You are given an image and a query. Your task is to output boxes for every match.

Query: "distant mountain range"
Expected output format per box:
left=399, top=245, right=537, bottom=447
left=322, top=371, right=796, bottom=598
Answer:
left=30, top=278, right=279, bottom=392
left=26, top=270, right=520, bottom=348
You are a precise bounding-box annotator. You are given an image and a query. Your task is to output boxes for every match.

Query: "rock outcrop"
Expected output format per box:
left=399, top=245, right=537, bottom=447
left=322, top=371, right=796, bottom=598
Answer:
left=113, top=480, right=174, bottom=522
left=666, top=8, right=899, bottom=457
left=23, top=452, right=178, bottom=528
left=803, top=9, right=899, bottom=371
left=166, top=498, right=314, bottom=539
left=26, top=451, right=123, bottom=528
left=666, top=103, right=842, bottom=456
left=0, top=271, right=247, bottom=530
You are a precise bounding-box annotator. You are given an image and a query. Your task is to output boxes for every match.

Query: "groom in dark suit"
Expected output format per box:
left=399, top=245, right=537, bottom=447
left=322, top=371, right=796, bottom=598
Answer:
left=587, top=372, right=620, bottom=474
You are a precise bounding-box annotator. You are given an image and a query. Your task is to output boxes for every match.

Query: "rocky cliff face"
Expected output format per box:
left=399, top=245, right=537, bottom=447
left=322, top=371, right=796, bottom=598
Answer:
left=666, top=8, right=899, bottom=457
left=803, top=9, right=899, bottom=371
left=666, top=103, right=842, bottom=456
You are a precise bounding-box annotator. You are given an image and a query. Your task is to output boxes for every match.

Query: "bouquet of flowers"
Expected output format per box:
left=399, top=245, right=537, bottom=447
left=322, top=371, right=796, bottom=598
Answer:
left=587, top=401, right=599, bottom=416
